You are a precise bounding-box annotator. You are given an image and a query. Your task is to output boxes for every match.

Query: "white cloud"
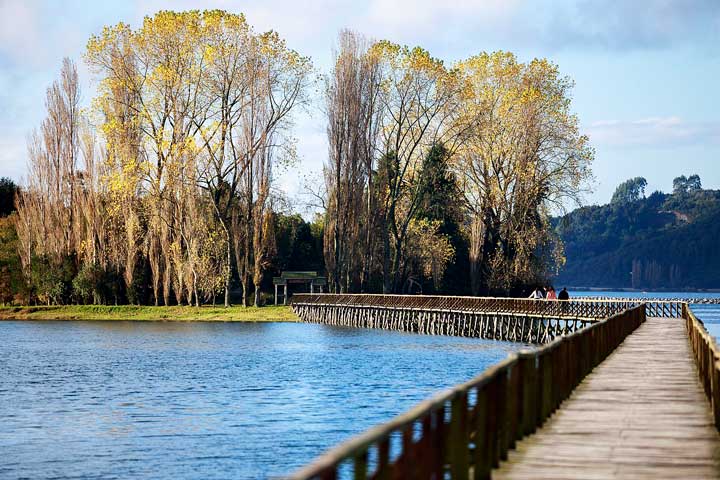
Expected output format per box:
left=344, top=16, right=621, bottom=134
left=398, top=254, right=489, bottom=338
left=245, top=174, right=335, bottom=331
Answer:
left=586, top=117, right=720, bottom=148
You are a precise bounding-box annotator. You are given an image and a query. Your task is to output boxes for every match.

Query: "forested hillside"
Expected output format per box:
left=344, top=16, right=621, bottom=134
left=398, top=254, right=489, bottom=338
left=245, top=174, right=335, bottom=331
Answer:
left=554, top=176, right=720, bottom=289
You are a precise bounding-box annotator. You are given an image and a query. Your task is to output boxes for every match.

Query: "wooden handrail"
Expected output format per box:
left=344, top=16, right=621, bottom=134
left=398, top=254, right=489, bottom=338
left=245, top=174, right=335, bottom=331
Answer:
left=287, top=305, right=646, bottom=480
left=684, top=304, right=720, bottom=430
left=291, top=293, right=682, bottom=319
left=582, top=296, right=720, bottom=305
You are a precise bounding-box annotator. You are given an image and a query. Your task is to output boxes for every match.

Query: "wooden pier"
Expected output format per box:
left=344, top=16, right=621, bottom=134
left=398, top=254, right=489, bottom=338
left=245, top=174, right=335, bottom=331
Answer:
left=293, top=301, right=594, bottom=344
left=287, top=295, right=720, bottom=480
left=493, top=316, right=720, bottom=479
left=291, top=294, right=682, bottom=344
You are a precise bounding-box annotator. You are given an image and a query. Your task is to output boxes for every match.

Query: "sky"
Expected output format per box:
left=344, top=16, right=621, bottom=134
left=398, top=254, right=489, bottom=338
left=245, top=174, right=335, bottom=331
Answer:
left=0, top=0, right=718, bottom=209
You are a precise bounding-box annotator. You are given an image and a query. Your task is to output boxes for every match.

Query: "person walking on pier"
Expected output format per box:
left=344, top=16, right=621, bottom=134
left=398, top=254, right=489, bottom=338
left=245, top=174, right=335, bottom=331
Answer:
left=529, top=288, right=545, bottom=299
left=558, top=287, right=570, bottom=301
left=546, top=286, right=557, bottom=300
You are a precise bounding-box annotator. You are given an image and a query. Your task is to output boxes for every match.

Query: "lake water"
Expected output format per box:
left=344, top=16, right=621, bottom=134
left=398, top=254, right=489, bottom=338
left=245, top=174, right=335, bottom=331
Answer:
left=3, top=292, right=719, bottom=479
left=578, top=290, right=720, bottom=339
left=0, top=321, right=523, bottom=480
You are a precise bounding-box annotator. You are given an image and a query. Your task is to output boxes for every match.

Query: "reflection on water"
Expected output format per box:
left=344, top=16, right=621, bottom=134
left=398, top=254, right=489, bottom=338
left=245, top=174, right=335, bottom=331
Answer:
left=0, top=321, right=524, bottom=479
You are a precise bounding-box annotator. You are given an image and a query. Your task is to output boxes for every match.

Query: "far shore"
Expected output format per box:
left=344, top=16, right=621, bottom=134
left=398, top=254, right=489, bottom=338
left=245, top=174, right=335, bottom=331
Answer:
left=566, top=287, right=720, bottom=293
left=0, top=305, right=299, bottom=322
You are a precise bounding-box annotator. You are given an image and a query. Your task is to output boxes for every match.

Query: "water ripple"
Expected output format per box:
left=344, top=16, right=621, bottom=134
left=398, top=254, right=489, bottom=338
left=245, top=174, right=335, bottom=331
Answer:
left=0, top=320, right=524, bottom=479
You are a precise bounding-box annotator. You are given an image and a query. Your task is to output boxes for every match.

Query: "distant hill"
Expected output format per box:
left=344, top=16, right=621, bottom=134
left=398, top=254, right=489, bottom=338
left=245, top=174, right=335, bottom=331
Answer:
left=553, top=181, right=720, bottom=290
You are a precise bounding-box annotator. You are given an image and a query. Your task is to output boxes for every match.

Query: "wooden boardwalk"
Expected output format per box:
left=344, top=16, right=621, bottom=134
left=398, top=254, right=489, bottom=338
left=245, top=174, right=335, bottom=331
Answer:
left=493, top=316, right=720, bottom=479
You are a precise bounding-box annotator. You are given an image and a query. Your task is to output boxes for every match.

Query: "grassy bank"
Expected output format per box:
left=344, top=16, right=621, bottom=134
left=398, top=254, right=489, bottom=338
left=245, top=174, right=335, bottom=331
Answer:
left=0, top=305, right=298, bottom=322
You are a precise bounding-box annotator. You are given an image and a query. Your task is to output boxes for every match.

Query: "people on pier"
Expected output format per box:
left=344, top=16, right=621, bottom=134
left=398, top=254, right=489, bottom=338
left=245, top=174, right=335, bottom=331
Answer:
left=558, top=287, right=570, bottom=301
left=546, top=286, right=557, bottom=300
left=529, top=287, right=545, bottom=299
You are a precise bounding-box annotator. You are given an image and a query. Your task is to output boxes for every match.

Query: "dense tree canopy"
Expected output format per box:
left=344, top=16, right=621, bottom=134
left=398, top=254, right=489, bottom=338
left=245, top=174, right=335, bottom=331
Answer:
left=673, top=174, right=702, bottom=195
left=454, top=51, right=593, bottom=294
left=14, top=11, right=312, bottom=306
left=0, top=178, right=18, bottom=217
left=322, top=39, right=593, bottom=296
left=3, top=14, right=596, bottom=304
left=611, top=177, right=647, bottom=204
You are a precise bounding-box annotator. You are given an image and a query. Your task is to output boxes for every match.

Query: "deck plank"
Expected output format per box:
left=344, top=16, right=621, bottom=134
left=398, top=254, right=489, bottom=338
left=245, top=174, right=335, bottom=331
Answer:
left=493, top=317, right=720, bottom=479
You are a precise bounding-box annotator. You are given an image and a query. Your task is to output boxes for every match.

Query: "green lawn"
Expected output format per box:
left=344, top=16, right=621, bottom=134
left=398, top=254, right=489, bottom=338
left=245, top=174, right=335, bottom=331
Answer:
left=0, top=304, right=298, bottom=322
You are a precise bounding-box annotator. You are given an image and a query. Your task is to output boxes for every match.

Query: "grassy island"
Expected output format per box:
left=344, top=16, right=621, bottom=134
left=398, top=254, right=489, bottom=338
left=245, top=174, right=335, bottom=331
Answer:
left=0, top=305, right=298, bottom=322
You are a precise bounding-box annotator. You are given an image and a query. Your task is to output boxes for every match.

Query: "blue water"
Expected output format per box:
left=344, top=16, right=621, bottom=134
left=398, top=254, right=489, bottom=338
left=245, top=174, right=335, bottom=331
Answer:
left=0, top=321, right=523, bottom=480
left=578, top=290, right=720, bottom=340
left=4, top=292, right=719, bottom=479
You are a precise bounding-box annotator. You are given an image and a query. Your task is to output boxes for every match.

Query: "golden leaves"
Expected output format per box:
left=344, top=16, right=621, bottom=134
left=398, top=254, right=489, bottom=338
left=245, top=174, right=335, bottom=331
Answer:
left=406, top=218, right=455, bottom=284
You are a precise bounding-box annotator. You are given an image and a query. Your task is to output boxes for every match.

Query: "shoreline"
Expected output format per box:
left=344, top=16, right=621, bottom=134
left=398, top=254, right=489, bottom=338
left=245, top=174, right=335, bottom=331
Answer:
left=0, top=305, right=299, bottom=322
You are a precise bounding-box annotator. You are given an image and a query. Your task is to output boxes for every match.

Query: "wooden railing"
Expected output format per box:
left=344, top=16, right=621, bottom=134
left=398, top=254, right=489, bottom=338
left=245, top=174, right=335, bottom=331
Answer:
left=644, top=300, right=684, bottom=318
left=287, top=305, right=646, bottom=480
left=291, top=293, right=682, bottom=319
left=685, top=304, right=720, bottom=430
left=582, top=296, right=720, bottom=305
left=293, top=298, right=599, bottom=344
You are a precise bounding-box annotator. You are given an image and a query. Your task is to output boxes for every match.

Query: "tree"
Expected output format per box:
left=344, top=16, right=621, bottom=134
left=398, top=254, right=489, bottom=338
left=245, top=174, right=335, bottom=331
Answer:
left=0, top=215, right=26, bottom=305
left=371, top=41, right=463, bottom=293
left=320, top=46, right=593, bottom=295
left=0, top=178, right=18, bottom=217
left=611, top=177, right=647, bottom=204
left=14, top=18, right=601, bottom=303
left=191, top=12, right=312, bottom=306
left=455, top=52, right=593, bottom=294
left=87, top=10, right=311, bottom=307
left=673, top=175, right=688, bottom=194
left=15, top=58, right=89, bottom=294
left=90, top=24, right=144, bottom=305
left=687, top=174, right=702, bottom=192
left=673, top=174, right=701, bottom=195
left=415, top=143, right=466, bottom=292
left=324, top=30, right=380, bottom=293
left=274, top=213, right=324, bottom=273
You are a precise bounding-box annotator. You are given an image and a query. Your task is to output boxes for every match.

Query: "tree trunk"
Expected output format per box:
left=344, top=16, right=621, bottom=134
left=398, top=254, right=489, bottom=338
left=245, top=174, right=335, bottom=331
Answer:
left=222, top=217, right=232, bottom=308
left=469, top=216, right=484, bottom=296
left=382, top=221, right=391, bottom=294
left=391, top=237, right=403, bottom=294
left=194, top=273, right=200, bottom=308
left=241, top=276, right=249, bottom=308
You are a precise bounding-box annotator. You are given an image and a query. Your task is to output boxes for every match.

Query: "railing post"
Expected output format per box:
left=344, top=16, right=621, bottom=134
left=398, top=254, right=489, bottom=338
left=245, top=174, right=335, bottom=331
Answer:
left=399, top=424, right=414, bottom=479
left=506, top=361, right=521, bottom=450
left=353, top=450, right=367, bottom=480
left=433, top=405, right=446, bottom=477
left=485, top=377, right=500, bottom=468
left=539, top=349, right=553, bottom=422
left=713, top=359, right=720, bottom=431
left=319, top=467, right=337, bottom=480
left=448, top=392, right=470, bottom=480
left=519, top=351, right=538, bottom=436
left=472, top=387, right=490, bottom=480
left=497, top=368, right=510, bottom=461
left=376, top=437, right=390, bottom=480
left=705, top=343, right=713, bottom=398
left=419, top=415, right=434, bottom=477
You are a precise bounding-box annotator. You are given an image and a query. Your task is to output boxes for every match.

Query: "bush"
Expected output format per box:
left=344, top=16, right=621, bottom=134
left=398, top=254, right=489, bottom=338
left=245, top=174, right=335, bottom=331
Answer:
left=29, top=256, right=67, bottom=305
